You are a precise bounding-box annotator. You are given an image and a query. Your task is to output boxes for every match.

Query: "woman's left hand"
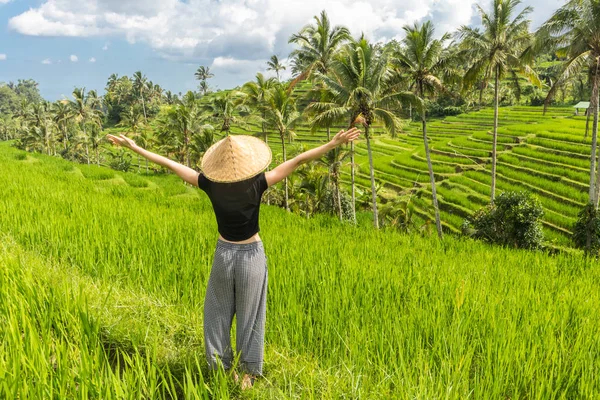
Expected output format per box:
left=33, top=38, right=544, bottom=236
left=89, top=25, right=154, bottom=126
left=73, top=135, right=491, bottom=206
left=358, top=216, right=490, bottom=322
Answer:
left=330, top=127, right=361, bottom=146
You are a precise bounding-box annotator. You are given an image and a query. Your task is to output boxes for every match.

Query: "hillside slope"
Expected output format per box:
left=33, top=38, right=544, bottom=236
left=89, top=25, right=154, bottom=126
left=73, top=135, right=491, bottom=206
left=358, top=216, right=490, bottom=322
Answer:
left=0, top=142, right=598, bottom=398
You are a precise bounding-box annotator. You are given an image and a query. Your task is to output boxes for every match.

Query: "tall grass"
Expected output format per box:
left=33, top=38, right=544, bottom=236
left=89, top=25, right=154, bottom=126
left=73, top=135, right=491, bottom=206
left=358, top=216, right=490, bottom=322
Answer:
left=1, top=142, right=599, bottom=398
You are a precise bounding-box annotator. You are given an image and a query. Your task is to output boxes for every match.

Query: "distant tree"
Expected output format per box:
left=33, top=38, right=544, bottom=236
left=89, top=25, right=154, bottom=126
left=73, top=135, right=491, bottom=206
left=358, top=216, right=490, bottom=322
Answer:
left=13, top=79, right=43, bottom=103
left=267, top=55, right=286, bottom=81
left=195, top=66, right=214, bottom=95
left=0, top=85, right=21, bottom=115
left=133, top=71, right=149, bottom=122
left=242, top=73, right=277, bottom=143
left=201, top=90, right=248, bottom=136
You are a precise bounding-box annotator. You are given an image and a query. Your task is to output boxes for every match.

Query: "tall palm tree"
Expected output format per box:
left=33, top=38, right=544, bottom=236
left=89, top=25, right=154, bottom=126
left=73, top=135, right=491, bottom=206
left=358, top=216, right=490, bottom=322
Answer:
left=309, top=37, right=415, bottom=229
left=267, top=55, right=286, bottom=81
left=264, top=83, right=300, bottom=211
left=195, top=66, right=214, bottom=82
left=119, top=105, right=146, bottom=171
left=289, top=10, right=351, bottom=80
left=289, top=11, right=353, bottom=220
left=70, top=88, right=92, bottom=164
left=537, top=0, right=600, bottom=206
left=195, top=66, right=214, bottom=95
left=133, top=71, right=148, bottom=122
left=393, top=21, right=452, bottom=239
left=51, top=100, right=73, bottom=151
left=458, top=0, right=540, bottom=203
left=27, top=101, right=53, bottom=155
left=242, top=73, right=277, bottom=144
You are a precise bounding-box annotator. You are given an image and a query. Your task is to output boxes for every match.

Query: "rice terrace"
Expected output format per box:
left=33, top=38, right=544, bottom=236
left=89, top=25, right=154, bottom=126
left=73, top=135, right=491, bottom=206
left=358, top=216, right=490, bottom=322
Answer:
left=1, top=0, right=600, bottom=398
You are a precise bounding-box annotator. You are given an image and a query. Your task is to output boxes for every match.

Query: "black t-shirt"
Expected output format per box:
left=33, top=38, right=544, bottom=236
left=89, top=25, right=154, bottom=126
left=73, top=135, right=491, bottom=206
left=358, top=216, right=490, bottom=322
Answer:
left=197, top=172, right=269, bottom=241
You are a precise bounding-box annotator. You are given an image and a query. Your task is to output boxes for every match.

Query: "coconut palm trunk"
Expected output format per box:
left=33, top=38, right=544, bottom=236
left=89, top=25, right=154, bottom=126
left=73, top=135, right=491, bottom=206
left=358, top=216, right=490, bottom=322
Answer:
left=280, top=132, right=289, bottom=211
left=589, top=59, right=600, bottom=204
left=491, top=67, right=500, bottom=203
left=365, top=125, right=379, bottom=229
left=423, top=117, right=443, bottom=239
left=96, top=147, right=100, bottom=166
left=350, top=141, right=356, bottom=224
left=591, top=61, right=600, bottom=206
left=141, top=93, right=148, bottom=123
left=333, top=160, right=343, bottom=221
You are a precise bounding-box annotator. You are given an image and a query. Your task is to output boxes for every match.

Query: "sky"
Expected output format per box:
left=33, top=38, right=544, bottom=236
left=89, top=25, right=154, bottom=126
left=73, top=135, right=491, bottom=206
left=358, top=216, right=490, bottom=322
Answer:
left=0, top=0, right=565, bottom=101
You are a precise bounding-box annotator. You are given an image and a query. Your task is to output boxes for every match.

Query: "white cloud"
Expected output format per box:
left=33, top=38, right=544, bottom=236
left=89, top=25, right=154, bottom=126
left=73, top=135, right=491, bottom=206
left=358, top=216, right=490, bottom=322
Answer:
left=89, top=57, right=96, bottom=62
left=41, top=58, right=52, bottom=64
left=8, top=0, right=478, bottom=63
left=0, top=0, right=12, bottom=4
left=102, top=43, right=109, bottom=50
left=0, top=54, right=6, bottom=60
left=70, top=54, right=78, bottom=62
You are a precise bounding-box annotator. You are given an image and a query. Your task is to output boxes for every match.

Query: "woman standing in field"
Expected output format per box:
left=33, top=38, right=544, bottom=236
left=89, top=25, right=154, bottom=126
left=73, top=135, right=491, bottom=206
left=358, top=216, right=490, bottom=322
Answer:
left=106, top=128, right=360, bottom=389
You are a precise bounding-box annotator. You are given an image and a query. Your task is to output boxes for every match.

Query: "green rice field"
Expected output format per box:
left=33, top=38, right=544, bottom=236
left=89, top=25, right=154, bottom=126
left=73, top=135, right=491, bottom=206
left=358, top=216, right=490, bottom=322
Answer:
left=1, top=137, right=599, bottom=398
left=230, top=98, right=592, bottom=248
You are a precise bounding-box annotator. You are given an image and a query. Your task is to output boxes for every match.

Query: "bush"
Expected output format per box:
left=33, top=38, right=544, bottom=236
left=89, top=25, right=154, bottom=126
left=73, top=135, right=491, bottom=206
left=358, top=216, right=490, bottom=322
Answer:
left=462, top=191, right=544, bottom=249
left=573, top=203, right=600, bottom=256
left=318, top=187, right=354, bottom=221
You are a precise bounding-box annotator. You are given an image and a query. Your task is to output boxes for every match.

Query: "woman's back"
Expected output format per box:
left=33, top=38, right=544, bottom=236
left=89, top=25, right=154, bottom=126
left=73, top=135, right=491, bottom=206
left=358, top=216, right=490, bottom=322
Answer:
left=198, top=172, right=269, bottom=242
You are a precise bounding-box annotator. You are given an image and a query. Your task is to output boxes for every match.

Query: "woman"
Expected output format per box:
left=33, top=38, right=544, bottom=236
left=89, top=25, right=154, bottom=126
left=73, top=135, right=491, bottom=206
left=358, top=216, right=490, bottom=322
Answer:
left=106, top=127, right=360, bottom=389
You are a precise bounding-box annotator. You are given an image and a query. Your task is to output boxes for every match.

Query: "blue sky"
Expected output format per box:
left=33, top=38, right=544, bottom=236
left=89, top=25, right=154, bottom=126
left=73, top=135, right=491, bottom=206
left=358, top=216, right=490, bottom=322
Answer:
left=0, top=0, right=564, bottom=101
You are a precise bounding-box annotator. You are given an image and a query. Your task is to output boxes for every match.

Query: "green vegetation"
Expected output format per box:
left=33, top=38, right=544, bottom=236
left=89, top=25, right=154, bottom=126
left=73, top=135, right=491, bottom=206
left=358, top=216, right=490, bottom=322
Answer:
left=1, top=142, right=599, bottom=398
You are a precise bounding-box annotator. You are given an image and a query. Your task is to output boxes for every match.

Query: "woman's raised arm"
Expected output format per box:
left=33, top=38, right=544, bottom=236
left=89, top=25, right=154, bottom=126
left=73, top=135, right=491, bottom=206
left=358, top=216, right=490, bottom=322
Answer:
left=265, top=127, right=360, bottom=187
left=106, top=134, right=200, bottom=186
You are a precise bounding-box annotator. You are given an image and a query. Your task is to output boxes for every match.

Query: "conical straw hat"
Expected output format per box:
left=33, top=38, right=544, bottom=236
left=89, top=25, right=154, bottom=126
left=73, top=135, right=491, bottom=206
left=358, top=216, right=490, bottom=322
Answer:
left=201, top=135, right=272, bottom=183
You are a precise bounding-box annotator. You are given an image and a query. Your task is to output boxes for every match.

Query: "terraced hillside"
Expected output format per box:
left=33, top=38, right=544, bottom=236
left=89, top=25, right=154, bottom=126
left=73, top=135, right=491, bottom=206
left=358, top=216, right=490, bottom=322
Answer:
left=230, top=99, right=585, bottom=247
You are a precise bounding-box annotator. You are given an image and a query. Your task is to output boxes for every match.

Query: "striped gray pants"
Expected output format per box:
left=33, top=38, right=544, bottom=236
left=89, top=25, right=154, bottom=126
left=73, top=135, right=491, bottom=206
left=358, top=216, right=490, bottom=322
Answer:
left=203, top=239, right=268, bottom=376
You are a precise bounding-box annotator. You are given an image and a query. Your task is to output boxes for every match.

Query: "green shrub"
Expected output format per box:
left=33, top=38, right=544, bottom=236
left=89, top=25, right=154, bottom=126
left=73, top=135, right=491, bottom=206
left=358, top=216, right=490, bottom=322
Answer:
left=573, top=203, right=600, bottom=256
left=462, top=191, right=544, bottom=249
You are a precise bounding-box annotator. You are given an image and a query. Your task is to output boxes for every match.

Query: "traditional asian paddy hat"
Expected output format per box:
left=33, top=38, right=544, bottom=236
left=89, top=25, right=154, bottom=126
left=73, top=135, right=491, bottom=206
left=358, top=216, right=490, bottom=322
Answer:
left=201, top=135, right=272, bottom=183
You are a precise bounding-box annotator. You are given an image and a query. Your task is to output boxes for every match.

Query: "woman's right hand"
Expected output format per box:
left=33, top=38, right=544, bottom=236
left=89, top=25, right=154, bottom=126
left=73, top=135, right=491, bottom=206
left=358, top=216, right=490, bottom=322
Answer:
left=106, top=134, right=138, bottom=150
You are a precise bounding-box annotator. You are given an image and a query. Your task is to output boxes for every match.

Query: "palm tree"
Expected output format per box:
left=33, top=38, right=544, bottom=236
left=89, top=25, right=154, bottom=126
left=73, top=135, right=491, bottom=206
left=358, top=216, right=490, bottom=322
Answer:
left=289, top=10, right=352, bottom=140
left=189, top=127, right=216, bottom=168
left=309, top=37, right=415, bottom=228
left=242, top=73, right=277, bottom=143
left=289, top=10, right=351, bottom=80
left=27, top=102, right=53, bottom=155
left=267, top=55, right=286, bottom=81
left=51, top=100, right=73, bottom=152
left=195, top=66, right=214, bottom=82
left=133, top=71, right=148, bottom=122
left=202, top=90, right=248, bottom=136
left=392, top=21, right=452, bottom=239
left=458, top=0, right=539, bottom=203
left=264, top=83, right=300, bottom=211
left=119, top=105, right=146, bottom=171
left=195, top=66, right=214, bottom=95
left=537, top=0, right=600, bottom=206
left=317, top=144, right=351, bottom=221
left=70, top=88, right=92, bottom=164
left=158, top=91, right=200, bottom=167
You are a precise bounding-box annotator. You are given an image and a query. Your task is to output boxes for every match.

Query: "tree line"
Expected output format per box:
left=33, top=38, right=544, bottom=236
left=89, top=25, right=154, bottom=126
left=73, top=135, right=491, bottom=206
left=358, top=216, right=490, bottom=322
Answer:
left=1, top=0, right=600, bottom=250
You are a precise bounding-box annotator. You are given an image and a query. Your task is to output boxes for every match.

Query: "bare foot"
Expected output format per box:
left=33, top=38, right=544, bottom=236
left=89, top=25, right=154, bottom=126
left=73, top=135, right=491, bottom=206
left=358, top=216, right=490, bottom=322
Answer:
left=241, top=374, right=255, bottom=390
